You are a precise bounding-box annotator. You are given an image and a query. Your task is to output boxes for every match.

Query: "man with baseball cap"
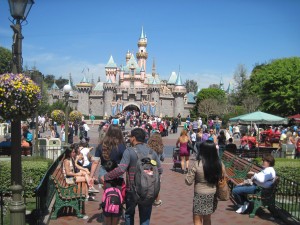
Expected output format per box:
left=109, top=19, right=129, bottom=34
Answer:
left=102, top=128, right=163, bottom=225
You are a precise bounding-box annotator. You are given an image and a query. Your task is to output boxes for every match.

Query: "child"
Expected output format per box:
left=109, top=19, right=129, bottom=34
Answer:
left=101, top=160, right=124, bottom=225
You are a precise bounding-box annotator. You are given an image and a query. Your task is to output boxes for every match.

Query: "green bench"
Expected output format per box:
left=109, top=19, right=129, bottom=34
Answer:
left=222, top=151, right=280, bottom=218
left=50, top=162, right=87, bottom=219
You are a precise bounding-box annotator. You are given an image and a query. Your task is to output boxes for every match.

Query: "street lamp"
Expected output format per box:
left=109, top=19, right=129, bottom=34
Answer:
left=8, top=1, right=34, bottom=225
left=63, top=83, right=72, bottom=145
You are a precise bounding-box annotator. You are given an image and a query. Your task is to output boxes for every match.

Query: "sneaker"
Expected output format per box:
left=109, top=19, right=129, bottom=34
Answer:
left=85, top=196, right=95, bottom=201
left=236, top=202, right=249, bottom=214
left=82, top=215, right=89, bottom=219
left=88, top=186, right=99, bottom=193
left=153, top=200, right=162, bottom=207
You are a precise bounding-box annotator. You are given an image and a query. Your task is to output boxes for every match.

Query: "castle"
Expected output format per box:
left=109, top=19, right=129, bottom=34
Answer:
left=48, top=28, right=199, bottom=118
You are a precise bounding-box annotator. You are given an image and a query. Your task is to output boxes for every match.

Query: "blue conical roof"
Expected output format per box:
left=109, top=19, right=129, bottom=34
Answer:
left=175, top=72, right=183, bottom=86
left=106, top=55, right=117, bottom=68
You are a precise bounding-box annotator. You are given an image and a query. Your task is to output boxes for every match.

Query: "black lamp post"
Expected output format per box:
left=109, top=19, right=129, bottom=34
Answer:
left=63, top=83, right=72, bottom=145
left=8, top=1, right=34, bottom=225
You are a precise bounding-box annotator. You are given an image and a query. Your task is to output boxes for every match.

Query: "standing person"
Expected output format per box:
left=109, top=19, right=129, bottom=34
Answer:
left=68, top=122, right=74, bottom=144
left=208, top=129, right=218, bottom=144
left=176, top=130, right=191, bottom=174
left=100, top=128, right=163, bottom=225
left=90, top=125, right=126, bottom=225
left=74, top=121, right=79, bottom=136
left=185, top=140, right=222, bottom=225
left=22, top=124, right=33, bottom=147
left=90, top=113, right=95, bottom=127
left=147, top=133, right=165, bottom=207
left=79, top=140, right=93, bottom=171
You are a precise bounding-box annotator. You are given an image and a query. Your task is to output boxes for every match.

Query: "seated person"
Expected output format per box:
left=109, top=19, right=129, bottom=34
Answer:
left=63, top=148, right=96, bottom=201
left=225, top=138, right=237, bottom=152
left=232, top=154, right=276, bottom=214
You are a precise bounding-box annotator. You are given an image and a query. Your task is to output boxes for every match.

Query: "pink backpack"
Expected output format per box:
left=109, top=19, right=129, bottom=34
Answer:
left=101, top=187, right=123, bottom=214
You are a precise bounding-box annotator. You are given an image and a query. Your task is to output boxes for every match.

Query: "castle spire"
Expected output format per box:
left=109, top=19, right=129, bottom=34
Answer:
left=175, top=65, right=183, bottom=86
left=152, top=58, right=156, bottom=77
left=140, top=26, right=145, bottom=39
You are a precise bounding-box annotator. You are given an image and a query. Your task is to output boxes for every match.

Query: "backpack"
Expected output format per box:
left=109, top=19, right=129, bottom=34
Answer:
left=101, top=187, right=123, bottom=215
left=132, top=147, right=160, bottom=206
left=26, top=132, right=33, bottom=142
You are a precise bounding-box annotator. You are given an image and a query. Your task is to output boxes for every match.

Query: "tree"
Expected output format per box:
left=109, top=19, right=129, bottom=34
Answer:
left=0, top=47, right=12, bottom=74
left=242, top=95, right=261, bottom=113
left=198, top=98, right=219, bottom=122
left=232, top=64, right=249, bottom=105
left=196, top=88, right=225, bottom=103
left=249, top=57, right=300, bottom=116
left=208, top=84, right=219, bottom=89
left=184, top=79, right=198, bottom=93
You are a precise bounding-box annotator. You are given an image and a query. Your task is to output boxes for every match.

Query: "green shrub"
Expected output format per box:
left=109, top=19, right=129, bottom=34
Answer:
left=0, top=157, right=52, bottom=197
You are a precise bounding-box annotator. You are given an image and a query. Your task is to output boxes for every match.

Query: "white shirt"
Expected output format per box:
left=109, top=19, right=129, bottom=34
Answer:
left=253, top=167, right=276, bottom=188
left=80, top=147, right=91, bottom=167
left=191, top=133, right=197, bottom=142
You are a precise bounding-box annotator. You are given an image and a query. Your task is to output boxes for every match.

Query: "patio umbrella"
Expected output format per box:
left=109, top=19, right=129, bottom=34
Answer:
left=288, top=114, right=300, bottom=123
left=229, top=111, right=288, bottom=125
left=229, top=111, right=287, bottom=154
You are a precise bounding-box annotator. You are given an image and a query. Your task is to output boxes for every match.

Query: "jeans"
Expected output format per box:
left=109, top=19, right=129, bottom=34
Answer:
left=125, top=191, right=152, bottom=225
left=232, top=185, right=258, bottom=205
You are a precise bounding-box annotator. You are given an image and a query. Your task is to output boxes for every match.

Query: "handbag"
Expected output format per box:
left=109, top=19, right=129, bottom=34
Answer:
left=217, top=163, right=230, bottom=201
left=187, top=141, right=194, bottom=152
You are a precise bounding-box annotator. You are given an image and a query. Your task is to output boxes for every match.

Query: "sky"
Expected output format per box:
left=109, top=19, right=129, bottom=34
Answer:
left=0, top=0, right=299, bottom=90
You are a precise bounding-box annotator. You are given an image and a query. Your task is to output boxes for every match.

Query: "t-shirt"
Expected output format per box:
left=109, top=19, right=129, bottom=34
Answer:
left=80, top=147, right=91, bottom=167
left=95, top=143, right=126, bottom=166
left=253, top=167, right=276, bottom=189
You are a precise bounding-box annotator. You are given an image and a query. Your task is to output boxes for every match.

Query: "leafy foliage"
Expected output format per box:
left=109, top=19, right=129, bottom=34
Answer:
left=249, top=57, right=300, bottom=116
left=51, top=109, right=65, bottom=124
left=184, top=79, right=198, bottom=93
left=0, top=47, right=12, bottom=74
left=0, top=158, right=52, bottom=197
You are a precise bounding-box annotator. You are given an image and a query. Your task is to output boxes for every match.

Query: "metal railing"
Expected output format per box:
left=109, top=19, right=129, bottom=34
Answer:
left=276, top=175, right=300, bottom=222
left=34, top=149, right=65, bottom=225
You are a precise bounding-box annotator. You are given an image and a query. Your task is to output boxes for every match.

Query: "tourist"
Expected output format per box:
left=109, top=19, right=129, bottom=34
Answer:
left=176, top=130, right=191, bottom=174
left=147, top=133, right=165, bottom=207
left=225, top=138, right=237, bottom=152
left=232, top=154, right=276, bottom=214
left=185, top=140, right=222, bottom=225
left=62, top=148, right=96, bottom=201
left=100, top=128, right=163, bottom=225
left=208, top=129, right=217, bottom=144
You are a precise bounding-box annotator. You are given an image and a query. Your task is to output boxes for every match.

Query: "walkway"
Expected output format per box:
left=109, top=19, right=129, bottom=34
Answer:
left=47, top=125, right=286, bottom=225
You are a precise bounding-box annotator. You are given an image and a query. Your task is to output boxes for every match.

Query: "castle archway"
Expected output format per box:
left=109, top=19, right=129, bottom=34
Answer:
left=123, top=103, right=140, bottom=112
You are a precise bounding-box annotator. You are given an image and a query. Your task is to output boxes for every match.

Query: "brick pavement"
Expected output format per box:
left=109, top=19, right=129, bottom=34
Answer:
left=47, top=125, right=286, bottom=225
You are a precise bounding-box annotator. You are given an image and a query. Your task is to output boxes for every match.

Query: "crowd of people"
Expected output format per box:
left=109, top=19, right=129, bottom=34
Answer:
left=4, top=112, right=298, bottom=225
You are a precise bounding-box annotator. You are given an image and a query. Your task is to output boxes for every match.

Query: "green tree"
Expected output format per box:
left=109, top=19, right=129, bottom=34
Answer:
left=0, top=47, right=12, bottom=74
left=249, top=57, right=300, bottom=116
left=232, top=64, right=249, bottom=105
left=184, top=79, right=198, bottom=93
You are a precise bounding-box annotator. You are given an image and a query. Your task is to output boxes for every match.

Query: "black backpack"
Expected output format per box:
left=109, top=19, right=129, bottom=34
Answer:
left=131, top=147, right=160, bottom=206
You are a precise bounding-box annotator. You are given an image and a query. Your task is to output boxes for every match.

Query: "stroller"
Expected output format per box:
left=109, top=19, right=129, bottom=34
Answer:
left=172, top=147, right=181, bottom=171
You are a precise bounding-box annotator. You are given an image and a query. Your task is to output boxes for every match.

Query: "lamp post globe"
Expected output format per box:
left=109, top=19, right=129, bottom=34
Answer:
left=8, top=1, right=35, bottom=225
left=8, top=0, right=34, bottom=20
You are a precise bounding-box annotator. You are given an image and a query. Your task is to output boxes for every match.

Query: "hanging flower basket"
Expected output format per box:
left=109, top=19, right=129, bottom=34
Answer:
left=0, top=73, right=41, bottom=120
left=51, top=110, right=65, bottom=124
left=69, top=110, right=82, bottom=123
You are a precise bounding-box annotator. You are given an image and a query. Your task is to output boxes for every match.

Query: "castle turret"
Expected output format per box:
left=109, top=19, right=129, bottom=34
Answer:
left=105, top=55, right=118, bottom=83
left=136, top=27, right=148, bottom=72
left=76, top=76, right=93, bottom=115
left=103, top=77, right=116, bottom=117
left=173, top=71, right=186, bottom=117
left=126, top=50, right=131, bottom=63
left=220, top=77, right=224, bottom=91
left=148, top=78, right=160, bottom=116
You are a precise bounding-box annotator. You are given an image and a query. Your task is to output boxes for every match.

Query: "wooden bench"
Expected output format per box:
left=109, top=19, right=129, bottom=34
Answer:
left=222, top=151, right=253, bottom=187
left=247, top=176, right=280, bottom=218
left=50, top=161, right=87, bottom=219
left=226, top=147, right=276, bottom=159
left=222, top=152, right=280, bottom=218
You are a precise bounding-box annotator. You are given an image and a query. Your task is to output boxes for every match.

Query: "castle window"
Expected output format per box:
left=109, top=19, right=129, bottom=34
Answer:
left=141, top=50, right=143, bottom=53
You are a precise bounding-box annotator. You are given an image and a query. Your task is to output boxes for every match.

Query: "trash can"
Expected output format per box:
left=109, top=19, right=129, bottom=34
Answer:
left=48, top=138, right=62, bottom=160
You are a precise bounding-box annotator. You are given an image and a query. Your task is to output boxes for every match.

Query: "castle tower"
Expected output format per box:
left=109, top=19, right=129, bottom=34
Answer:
left=105, top=55, right=118, bottom=83
left=220, top=77, right=224, bottom=91
left=136, top=27, right=148, bottom=72
left=148, top=78, right=160, bottom=116
left=103, top=77, right=116, bottom=117
left=173, top=71, right=186, bottom=117
left=76, top=76, right=93, bottom=115
left=152, top=58, right=156, bottom=77
left=126, top=50, right=131, bottom=63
